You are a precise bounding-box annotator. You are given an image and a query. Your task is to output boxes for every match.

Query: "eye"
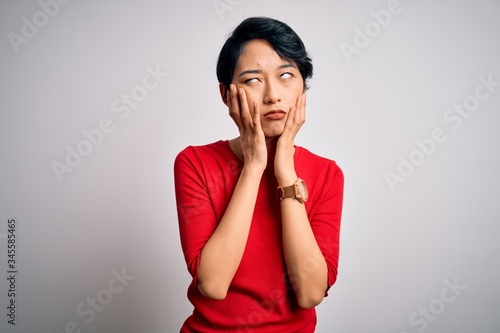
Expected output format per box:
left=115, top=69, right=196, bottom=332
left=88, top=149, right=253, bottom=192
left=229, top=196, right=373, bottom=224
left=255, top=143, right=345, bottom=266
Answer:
left=280, top=72, right=293, bottom=79
left=244, top=78, right=259, bottom=83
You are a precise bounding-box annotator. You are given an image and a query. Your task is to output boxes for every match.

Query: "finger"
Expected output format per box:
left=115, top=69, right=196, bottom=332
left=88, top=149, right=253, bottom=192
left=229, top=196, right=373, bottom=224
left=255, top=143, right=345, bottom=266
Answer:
left=281, top=93, right=306, bottom=138
left=296, top=92, right=307, bottom=126
left=230, top=84, right=240, bottom=116
left=228, top=84, right=243, bottom=129
left=291, top=93, right=306, bottom=127
left=252, top=101, right=264, bottom=136
left=238, top=88, right=253, bottom=129
left=283, top=105, right=296, bottom=135
left=227, top=85, right=233, bottom=114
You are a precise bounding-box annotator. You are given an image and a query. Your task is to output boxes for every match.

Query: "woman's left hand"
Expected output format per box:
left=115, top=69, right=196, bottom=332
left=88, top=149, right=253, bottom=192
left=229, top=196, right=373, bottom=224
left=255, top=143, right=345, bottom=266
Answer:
left=274, top=92, right=306, bottom=185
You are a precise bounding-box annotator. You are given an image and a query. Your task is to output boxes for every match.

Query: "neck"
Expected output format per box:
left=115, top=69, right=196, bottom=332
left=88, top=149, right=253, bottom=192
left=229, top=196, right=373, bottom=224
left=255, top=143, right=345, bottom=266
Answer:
left=265, top=137, right=278, bottom=159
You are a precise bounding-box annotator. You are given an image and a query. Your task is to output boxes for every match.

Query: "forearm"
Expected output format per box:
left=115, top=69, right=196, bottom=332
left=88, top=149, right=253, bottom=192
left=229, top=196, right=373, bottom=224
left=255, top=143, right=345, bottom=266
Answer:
left=281, top=199, right=328, bottom=308
left=197, top=165, right=262, bottom=300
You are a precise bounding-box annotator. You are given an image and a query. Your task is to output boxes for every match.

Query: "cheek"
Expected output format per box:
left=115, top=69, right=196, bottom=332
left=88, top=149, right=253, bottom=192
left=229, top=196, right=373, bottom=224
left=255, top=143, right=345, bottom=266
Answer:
left=284, top=82, right=304, bottom=104
left=294, top=81, right=305, bottom=95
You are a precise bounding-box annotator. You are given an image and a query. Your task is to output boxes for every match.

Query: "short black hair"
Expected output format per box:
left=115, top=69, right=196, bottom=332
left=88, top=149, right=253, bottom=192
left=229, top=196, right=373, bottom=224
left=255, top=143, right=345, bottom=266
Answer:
left=216, top=17, right=313, bottom=91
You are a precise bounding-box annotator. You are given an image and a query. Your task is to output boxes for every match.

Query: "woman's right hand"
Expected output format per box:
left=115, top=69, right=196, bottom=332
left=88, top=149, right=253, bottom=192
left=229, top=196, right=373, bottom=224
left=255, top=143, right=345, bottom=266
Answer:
left=227, top=84, right=267, bottom=172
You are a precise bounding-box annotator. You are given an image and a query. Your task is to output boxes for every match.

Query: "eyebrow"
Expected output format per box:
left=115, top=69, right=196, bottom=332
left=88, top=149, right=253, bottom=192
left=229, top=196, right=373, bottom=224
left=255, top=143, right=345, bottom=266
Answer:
left=237, top=63, right=297, bottom=77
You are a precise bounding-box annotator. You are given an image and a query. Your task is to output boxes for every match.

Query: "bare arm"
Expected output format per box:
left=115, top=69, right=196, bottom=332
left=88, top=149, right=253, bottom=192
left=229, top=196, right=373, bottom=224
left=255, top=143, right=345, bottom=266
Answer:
left=280, top=197, right=328, bottom=308
left=197, top=166, right=262, bottom=299
left=197, top=85, right=267, bottom=299
left=275, top=93, right=329, bottom=308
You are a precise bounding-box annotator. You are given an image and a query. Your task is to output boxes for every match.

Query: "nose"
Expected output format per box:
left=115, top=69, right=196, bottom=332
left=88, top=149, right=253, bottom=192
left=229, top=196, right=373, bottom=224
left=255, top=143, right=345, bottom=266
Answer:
left=263, top=81, right=281, bottom=104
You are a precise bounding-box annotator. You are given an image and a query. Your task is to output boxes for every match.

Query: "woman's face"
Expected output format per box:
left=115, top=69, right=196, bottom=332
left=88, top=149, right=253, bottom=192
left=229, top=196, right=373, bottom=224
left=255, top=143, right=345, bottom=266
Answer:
left=229, top=39, right=305, bottom=138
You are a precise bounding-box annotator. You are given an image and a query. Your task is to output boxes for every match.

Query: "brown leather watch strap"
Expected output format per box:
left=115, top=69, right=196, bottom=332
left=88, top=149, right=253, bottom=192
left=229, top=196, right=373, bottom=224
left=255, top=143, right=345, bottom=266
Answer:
left=279, top=184, right=295, bottom=200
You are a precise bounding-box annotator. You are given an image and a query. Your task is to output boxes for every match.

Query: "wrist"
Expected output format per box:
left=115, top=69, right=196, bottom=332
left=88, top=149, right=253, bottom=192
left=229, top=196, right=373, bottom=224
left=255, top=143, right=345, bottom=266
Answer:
left=274, top=154, right=296, bottom=185
left=241, top=163, right=265, bottom=179
left=276, top=172, right=297, bottom=187
left=277, top=177, right=309, bottom=203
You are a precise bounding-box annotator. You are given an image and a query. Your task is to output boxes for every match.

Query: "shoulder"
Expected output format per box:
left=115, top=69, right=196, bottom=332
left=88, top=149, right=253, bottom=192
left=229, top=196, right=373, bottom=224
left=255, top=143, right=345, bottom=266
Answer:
left=175, top=140, right=229, bottom=164
left=294, top=146, right=344, bottom=193
left=174, top=140, right=241, bottom=176
left=176, top=140, right=227, bottom=156
left=295, top=146, right=343, bottom=176
left=295, top=146, right=344, bottom=205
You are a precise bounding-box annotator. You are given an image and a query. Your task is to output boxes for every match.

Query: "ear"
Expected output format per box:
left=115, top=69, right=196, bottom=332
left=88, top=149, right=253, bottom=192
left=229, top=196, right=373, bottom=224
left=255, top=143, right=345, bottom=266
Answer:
left=219, top=83, right=229, bottom=106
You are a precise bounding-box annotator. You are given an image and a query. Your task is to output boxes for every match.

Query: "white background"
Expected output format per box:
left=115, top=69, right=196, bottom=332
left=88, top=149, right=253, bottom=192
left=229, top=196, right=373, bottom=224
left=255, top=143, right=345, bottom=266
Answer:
left=1, top=0, right=499, bottom=332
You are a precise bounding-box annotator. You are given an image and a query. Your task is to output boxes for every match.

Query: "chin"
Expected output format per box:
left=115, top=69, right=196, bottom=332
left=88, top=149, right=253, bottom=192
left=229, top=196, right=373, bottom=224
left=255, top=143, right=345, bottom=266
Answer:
left=263, top=129, right=284, bottom=138
left=262, top=124, right=285, bottom=138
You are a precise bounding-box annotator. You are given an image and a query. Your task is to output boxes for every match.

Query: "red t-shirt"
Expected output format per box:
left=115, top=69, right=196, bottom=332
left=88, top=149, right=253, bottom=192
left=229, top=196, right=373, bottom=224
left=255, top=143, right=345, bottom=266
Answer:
left=174, top=140, right=344, bottom=332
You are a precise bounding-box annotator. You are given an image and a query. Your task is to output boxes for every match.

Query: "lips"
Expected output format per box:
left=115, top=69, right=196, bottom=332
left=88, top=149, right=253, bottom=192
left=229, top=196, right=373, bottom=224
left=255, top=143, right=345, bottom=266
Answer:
left=264, top=109, right=286, bottom=120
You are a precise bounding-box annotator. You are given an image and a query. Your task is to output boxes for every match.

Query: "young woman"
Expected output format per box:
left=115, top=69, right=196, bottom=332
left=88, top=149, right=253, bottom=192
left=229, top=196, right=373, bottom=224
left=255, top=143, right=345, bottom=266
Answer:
left=174, top=17, right=344, bottom=332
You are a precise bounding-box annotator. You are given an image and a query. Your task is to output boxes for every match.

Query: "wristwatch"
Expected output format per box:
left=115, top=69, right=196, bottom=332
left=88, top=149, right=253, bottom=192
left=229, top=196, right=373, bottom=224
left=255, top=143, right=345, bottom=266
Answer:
left=277, top=178, right=308, bottom=203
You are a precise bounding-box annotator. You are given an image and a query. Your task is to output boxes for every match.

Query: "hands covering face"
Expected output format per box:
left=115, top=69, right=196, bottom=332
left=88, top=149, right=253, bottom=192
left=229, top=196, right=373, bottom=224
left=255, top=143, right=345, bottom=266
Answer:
left=227, top=83, right=306, bottom=184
